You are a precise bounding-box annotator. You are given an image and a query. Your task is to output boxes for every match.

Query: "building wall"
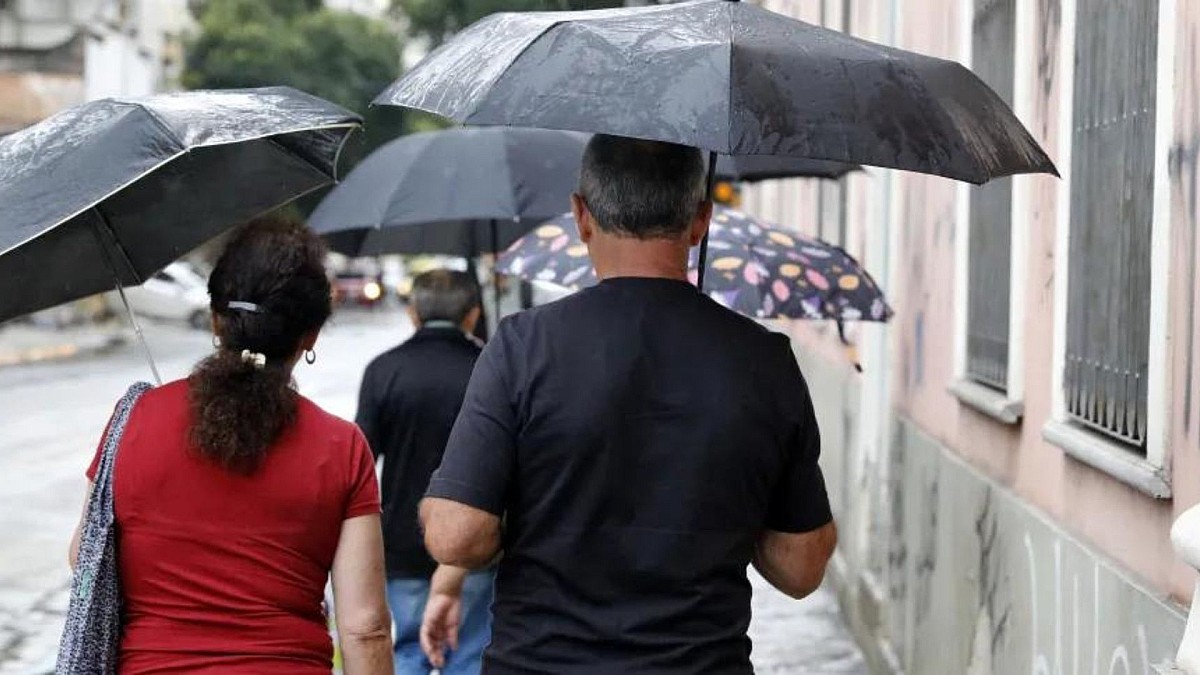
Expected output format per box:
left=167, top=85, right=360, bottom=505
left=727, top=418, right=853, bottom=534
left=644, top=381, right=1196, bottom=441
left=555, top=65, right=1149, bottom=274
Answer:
left=746, top=0, right=1199, bottom=671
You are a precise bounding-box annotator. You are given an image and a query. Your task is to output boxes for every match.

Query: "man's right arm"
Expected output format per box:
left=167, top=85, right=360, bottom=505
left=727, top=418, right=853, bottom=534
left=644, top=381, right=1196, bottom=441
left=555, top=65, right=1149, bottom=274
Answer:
left=753, top=522, right=837, bottom=599
left=759, top=335, right=836, bottom=598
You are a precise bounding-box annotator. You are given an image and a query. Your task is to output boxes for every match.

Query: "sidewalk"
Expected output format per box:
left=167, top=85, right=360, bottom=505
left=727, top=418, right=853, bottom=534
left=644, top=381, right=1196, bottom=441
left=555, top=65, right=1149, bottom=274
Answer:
left=0, top=323, right=127, bottom=367
left=749, top=573, right=868, bottom=674
left=2, top=576, right=868, bottom=675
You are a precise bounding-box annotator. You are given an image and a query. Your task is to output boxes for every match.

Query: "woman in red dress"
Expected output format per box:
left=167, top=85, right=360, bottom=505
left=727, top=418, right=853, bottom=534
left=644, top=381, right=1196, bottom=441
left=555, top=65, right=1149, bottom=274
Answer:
left=70, top=218, right=392, bottom=674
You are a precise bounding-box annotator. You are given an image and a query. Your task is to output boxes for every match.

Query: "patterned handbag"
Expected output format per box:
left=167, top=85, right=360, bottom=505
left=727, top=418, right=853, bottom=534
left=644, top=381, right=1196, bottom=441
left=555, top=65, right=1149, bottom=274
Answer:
left=56, top=382, right=153, bottom=674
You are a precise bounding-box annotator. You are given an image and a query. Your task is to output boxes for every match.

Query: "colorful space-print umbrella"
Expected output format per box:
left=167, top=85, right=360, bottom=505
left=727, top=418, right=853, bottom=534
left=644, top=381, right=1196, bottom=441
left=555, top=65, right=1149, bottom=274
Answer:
left=497, top=208, right=892, bottom=322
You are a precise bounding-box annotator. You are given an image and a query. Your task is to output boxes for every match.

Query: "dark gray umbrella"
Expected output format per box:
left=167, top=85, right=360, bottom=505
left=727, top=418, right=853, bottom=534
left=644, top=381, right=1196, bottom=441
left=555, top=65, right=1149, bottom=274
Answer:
left=311, top=126, right=588, bottom=258
left=0, top=87, right=361, bottom=380
left=376, top=0, right=1057, bottom=288
left=309, top=126, right=588, bottom=322
left=375, top=0, right=1057, bottom=185
left=715, top=155, right=860, bottom=182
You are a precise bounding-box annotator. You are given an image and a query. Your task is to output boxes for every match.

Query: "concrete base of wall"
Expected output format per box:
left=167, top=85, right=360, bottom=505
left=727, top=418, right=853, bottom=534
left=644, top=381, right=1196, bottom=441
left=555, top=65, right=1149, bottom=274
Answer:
left=793, top=348, right=1186, bottom=674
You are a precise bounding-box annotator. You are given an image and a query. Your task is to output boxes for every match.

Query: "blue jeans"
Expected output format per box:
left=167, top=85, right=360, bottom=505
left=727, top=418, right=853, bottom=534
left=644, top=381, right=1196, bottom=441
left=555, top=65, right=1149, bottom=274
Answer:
left=387, top=571, right=494, bottom=675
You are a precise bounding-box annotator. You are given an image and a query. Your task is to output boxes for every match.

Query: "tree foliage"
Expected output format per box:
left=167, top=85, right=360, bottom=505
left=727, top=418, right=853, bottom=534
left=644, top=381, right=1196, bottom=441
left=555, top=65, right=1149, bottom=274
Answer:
left=394, top=0, right=628, bottom=45
left=183, top=0, right=413, bottom=217
left=183, top=0, right=401, bottom=114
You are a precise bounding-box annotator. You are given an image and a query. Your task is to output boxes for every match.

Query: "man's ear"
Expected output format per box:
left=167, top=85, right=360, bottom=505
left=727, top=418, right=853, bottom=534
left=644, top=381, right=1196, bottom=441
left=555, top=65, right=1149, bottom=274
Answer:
left=571, top=193, right=594, bottom=243
left=406, top=303, right=421, bottom=329
left=689, top=200, right=714, bottom=246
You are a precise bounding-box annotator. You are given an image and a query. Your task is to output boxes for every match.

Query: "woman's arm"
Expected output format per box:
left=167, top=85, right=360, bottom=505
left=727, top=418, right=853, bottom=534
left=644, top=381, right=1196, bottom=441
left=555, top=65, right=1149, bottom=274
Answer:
left=331, top=514, right=392, bottom=675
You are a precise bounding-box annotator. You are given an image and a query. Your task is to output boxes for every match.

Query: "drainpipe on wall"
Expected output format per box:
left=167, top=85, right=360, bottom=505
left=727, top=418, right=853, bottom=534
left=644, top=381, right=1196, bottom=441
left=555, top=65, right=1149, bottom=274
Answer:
left=1168, top=506, right=1200, bottom=673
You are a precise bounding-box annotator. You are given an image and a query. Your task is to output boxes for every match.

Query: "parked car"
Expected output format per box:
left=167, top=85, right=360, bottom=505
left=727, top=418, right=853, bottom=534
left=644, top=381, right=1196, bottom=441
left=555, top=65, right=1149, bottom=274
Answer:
left=333, top=273, right=384, bottom=307
left=118, top=262, right=211, bottom=329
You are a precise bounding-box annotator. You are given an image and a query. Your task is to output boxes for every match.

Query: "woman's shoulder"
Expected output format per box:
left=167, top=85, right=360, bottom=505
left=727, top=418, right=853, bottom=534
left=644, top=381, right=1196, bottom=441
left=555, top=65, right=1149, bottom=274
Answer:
left=128, top=378, right=190, bottom=414
left=294, top=395, right=363, bottom=443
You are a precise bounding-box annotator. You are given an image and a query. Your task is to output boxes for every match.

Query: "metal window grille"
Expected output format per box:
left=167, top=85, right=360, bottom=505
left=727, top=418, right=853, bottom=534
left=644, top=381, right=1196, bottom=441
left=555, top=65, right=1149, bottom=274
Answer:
left=1064, top=0, right=1157, bottom=449
left=965, top=0, right=1016, bottom=392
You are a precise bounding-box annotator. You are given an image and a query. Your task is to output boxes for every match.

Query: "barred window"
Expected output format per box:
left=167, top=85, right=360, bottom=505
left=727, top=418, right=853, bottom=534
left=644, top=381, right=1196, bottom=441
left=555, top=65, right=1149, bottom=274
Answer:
left=965, top=0, right=1016, bottom=392
left=1063, top=0, right=1158, bottom=449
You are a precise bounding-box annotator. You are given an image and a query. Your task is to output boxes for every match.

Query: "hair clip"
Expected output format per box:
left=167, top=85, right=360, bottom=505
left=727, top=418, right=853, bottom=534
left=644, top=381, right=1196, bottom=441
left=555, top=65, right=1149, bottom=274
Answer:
left=240, top=350, right=267, bottom=369
left=227, top=301, right=264, bottom=314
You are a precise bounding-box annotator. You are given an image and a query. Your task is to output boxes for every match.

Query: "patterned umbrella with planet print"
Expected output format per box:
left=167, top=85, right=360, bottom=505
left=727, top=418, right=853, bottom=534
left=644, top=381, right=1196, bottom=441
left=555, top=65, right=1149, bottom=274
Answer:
left=497, top=207, right=892, bottom=323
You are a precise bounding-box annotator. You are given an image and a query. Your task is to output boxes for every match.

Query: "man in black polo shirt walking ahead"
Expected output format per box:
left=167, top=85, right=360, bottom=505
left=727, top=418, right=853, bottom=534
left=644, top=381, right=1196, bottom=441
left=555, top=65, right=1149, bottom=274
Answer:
left=418, top=135, right=838, bottom=674
left=355, top=269, right=492, bottom=675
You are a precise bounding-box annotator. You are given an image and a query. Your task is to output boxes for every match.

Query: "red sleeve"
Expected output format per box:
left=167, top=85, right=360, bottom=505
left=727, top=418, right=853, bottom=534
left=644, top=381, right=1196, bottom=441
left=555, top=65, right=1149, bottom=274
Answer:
left=85, top=402, right=121, bottom=482
left=344, top=426, right=381, bottom=519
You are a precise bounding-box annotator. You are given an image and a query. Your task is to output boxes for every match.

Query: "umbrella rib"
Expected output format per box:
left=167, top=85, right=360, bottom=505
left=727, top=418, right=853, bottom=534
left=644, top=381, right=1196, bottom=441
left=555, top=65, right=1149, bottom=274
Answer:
left=92, top=208, right=143, bottom=285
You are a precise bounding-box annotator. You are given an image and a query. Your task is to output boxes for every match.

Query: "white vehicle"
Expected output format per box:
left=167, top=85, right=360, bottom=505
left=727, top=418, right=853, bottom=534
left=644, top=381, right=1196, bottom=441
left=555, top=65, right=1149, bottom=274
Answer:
left=118, top=262, right=211, bottom=329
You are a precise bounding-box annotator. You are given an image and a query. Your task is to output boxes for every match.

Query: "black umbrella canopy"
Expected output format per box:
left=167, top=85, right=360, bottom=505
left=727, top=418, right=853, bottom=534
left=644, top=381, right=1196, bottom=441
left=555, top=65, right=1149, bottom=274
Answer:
left=0, top=87, right=361, bottom=323
left=310, top=126, right=588, bottom=258
left=715, top=154, right=861, bottom=182
left=376, top=0, right=1056, bottom=184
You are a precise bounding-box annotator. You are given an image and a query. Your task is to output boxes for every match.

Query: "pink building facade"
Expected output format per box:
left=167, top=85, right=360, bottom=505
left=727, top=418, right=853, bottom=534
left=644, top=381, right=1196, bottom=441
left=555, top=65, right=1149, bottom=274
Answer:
left=743, top=0, right=1200, bottom=671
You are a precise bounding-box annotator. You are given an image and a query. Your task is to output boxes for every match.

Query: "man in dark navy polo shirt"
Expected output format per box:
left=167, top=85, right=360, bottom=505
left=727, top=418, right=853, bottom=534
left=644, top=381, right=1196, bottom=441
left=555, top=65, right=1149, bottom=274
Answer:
left=355, top=269, right=493, bottom=674
left=418, top=135, right=837, bottom=674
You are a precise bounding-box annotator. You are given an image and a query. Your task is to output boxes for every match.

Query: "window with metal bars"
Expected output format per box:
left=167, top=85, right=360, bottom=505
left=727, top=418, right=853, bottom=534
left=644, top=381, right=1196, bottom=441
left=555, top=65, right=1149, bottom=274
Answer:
left=965, top=0, right=1015, bottom=392
left=1063, top=0, right=1157, bottom=450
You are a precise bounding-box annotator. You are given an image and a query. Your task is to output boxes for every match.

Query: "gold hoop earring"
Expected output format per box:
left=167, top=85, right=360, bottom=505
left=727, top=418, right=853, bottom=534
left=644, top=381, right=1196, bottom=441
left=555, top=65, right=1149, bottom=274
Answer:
left=304, top=349, right=316, bottom=365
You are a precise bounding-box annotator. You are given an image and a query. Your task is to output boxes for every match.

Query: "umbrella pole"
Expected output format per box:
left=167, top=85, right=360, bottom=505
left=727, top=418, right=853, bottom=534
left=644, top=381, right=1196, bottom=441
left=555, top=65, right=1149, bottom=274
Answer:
left=490, top=219, right=502, bottom=322
left=90, top=209, right=162, bottom=385
left=697, top=151, right=718, bottom=290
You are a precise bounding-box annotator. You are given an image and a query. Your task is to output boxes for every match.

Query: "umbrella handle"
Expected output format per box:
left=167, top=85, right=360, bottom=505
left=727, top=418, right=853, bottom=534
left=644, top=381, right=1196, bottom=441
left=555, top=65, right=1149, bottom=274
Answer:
left=697, top=151, right=718, bottom=291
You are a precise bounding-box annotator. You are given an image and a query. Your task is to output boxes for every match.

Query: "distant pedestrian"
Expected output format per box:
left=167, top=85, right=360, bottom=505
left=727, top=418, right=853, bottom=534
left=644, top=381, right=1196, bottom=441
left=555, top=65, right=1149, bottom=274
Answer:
left=356, top=270, right=493, bottom=675
left=69, top=217, right=392, bottom=674
left=418, top=134, right=838, bottom=674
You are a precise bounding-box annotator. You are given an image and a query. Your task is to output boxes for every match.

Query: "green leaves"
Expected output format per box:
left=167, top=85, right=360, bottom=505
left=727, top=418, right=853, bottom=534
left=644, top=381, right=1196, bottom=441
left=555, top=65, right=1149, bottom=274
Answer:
left=184, top=0, right=401, bottom=114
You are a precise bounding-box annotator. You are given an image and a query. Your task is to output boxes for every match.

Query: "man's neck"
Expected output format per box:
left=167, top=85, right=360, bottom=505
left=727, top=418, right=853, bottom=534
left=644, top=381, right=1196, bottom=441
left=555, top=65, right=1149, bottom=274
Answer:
left=590, top=234, right=691, bottom=282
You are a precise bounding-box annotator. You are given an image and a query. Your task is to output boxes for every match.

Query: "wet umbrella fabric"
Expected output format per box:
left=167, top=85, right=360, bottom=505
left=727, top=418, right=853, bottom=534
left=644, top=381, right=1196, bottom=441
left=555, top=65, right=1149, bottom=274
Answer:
left=376, top=0, right=1057, bottom=185
left=715, top=155, right=860, bottom=182
left=0, top=87, right=361, bottom=324
left=497, top=208, right=892, bottom=322
left=310, top=127, right=588, bottom=258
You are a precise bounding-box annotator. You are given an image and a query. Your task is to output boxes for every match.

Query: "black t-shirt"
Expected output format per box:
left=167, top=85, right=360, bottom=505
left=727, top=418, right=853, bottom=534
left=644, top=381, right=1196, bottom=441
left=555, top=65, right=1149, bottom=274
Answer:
left=427, top=277, right=832, bottom=674
left=356, top=325, right=481, bottom=578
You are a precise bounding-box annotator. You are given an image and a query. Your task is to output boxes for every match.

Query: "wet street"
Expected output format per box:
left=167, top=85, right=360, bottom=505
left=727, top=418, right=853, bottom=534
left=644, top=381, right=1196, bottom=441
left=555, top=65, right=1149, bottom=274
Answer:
left=0, top=308, right=865, bottom=674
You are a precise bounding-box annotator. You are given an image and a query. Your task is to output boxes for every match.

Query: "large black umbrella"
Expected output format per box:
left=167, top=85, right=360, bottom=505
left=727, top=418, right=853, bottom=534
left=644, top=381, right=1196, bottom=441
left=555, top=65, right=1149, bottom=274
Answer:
left=375, top=0, right=1057, bottom=185
left=0, top=87, right=361, bottom=380
left=310, top=126, right=588, bottom=259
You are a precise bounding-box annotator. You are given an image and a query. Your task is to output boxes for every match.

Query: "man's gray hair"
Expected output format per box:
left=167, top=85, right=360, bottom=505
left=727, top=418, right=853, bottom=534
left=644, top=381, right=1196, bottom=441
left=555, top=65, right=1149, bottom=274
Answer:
left=578, top=134, right=707, bottom=239
left=410, top=269, right=481, bottom=324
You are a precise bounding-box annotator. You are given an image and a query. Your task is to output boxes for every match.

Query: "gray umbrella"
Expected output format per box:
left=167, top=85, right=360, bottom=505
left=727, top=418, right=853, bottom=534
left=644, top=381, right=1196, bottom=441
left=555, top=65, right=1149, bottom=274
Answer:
left=309, top=126, right=589, bottom=322
left=311, top=126, right=588, bottom=258
left=0, top=87, right=361, bottom=380
left=375, top=0, right=1057, bottom=185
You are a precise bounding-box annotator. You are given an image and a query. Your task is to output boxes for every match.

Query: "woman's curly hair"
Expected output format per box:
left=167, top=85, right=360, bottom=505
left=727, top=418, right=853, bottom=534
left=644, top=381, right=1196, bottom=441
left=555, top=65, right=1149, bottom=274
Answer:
left=188, top=216, right=331, bottom=473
